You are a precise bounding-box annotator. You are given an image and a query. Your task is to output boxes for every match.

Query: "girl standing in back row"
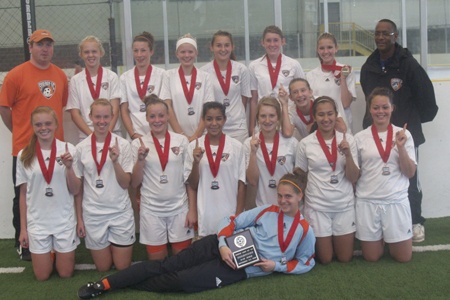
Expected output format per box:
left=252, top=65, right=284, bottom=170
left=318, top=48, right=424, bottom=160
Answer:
left=306, top=32, right=356, bottom=131
left=249, top=25, right=305, bottom=135
left=67, top=36, right=121, bottom=141
left=201, top=30, right=251, bottom=143
left=120, top=31, right=165, bottom=140
left=160, top=33, right=214, bottom=141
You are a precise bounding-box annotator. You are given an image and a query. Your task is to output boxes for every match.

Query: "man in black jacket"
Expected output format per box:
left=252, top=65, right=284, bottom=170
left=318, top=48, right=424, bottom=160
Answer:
left=360, top=19, right=438, bottom=243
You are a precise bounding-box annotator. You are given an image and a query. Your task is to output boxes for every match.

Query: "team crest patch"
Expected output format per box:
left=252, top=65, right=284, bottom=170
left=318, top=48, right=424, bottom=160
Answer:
left=334, top=78, right=341, bottom=86
left=55, top=157, right=63, bottom=166
left=282, top=70, right=290, bottom=77
left=38, top=81, right=56, bottom=99
left=232, top=75, right=239, bottom=84
left=148, top=85, right=155, bottom=93
left=277, top=156, right=286, bottom=165
left=221, top=153, right=230, bottom=162
left=171, top=147, right=180, bottom=155
left=101, top=82, right=109, bottom=90
left=391, top=78, right=403, bottom=91
left=195, top=82, right=202, bottom=90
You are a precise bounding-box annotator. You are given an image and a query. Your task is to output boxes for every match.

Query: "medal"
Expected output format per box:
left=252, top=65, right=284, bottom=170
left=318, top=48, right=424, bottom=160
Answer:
left=151, top=131, right=171, bottom=182
left=95, top=179, right=104, bottom=188
left=211, top=180, right=220, bottom=190
left=321, top=60, right=344, bottom=79
left=140, top=103, right=146, bottom=112
left=372, top=124, right=393, bottom=176
left=268, top=179, right=277, bottom=188
left=45, top=187, right=54, bottom=197
left=85, top=66, right=103, bottom=100
left=213, top=60, right=232, bottom=101
left=296, top=101, right=314, bottom=125
left=134, top=65, right=152, bottom=99
left=316, top=130, right=338, bottom=183
left=36, top=139, right=57, bottom=197
left=260, top=131, right=280, bottom=182
left=160, top=174, right=168, bottom=183
left=188, top=107, right=195, bottom=115
left=267, top=54, right=282, bottom=91
left=205, top=133, right=226, bottom=190
left=330, top=174, right=338, bottom=184
left=91, top=132, right=112, bottom=187
left=223, top=98, right=230, bottom=107
left=278, top=210, right=300, bottom=267
left=179, top=66, right=197, bottom=109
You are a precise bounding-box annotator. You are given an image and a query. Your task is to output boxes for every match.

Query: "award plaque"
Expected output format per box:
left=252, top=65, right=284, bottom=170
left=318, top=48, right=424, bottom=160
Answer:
left=225, top=229, right=260, bottom=269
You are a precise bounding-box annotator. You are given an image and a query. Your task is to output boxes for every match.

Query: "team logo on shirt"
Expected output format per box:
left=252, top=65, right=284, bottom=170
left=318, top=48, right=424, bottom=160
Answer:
left=101, top=82, right=109, bottom=90
left=391, top=78, right=403, bottom=91
left=147, top=85, right=155, bottom=93
left=171, top=147, right=180, bottom=155
left=282, top=70, right=290, bottom=77
left=55, top=157, right=63, bottom=166
left=277, top=156, right=286, bottom=165
left=38, top=81, right=56, bottom=99
left=221, top=153, right=230, bottom=162
left=232, top=75, right=240, bottom=84
left=195, top=82, right=202, bottom=90
left=334, top=78, right=341, bottom=86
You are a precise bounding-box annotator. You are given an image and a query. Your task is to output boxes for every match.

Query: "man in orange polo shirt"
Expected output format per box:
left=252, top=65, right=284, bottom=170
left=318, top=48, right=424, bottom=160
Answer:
left=0, top=29, right=68, bottom=260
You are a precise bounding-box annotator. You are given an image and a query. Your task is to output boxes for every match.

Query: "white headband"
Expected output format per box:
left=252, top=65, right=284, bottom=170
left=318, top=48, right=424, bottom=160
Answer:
left=176, top=37, right=197, bottom=51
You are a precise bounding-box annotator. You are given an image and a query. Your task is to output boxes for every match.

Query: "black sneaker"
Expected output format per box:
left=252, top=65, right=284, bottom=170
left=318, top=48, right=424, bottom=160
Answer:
left=78, top=282, right=107, bottom=299
left=17, top=246, right=32, bottom=261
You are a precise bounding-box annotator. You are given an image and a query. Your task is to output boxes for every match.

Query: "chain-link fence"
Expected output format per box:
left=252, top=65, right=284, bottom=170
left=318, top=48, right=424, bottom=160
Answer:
left=0, top=0, right=117, bottom=85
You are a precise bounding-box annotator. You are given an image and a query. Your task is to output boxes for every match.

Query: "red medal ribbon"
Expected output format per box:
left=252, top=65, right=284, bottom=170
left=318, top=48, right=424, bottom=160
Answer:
left=151, top=130, right=171, bottom=172
left=371, top=124, right=393, bottom=163
left=266, top=54, right=282, bottom=90
left=296, top=101, right=314, bottom=125
left=178, top=66, right=197, bottom=105
left=278, top=210, right=300, bottom=254
left=134, top=65, right=153, bottom=100
left=213, top=60, right=232, bottom=96
left=36, top=139, right=57, bottom=185
left=316, top=130, right=337, bottom=172
left=85, top=66, right=103, bottom=100
left=259, top=131, right=279, bottom=176
left=321, top=60, right=343, bottom=79
left=204, top=133, right=226, bottom=178
left=91, top=132, right=112, bottom=176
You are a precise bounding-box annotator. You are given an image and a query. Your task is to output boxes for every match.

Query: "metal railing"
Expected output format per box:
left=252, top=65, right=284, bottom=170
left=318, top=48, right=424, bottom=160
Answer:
left=321, top=22, right=375, bottom=56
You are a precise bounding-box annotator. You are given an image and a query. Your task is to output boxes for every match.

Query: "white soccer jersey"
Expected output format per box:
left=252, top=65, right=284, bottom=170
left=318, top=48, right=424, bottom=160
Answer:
left=119, top=66, right=165, bottom=136
left=355, top=125, right=416, bottom=201
left=249, top=54, right=305, bottom=99
left=201, top=60, right=251, bottom=138
left=159, top=68, right=214, bottom=137
left=67, top=68, right=121, bottom=140
left=244, top=133, right=296, bottom=206
left=184, top=135, right=246, bottom=236
left=131, top=131, right=189, bottom=217
left=74, top=133, right=133, bottom=217
left=16, top=139, right=77, bottom=235
left=288, top=104, right=313, bottom=141
left=296, top=131, right=358, bottom=212
left=306, top=63, right=356, bottom=130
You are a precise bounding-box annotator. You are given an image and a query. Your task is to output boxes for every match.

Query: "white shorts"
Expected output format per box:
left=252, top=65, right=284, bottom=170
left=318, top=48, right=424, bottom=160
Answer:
left=224, top=127, right=248, bottom=144
left=355, top=198, right=412, bottom=243
left=140, top=207, right=194, bottom=245
left=84, top=209, right=136, bottom=250
left=304, top=205, right=356, bottom=238
left=28, top=226, right=80, bottom=254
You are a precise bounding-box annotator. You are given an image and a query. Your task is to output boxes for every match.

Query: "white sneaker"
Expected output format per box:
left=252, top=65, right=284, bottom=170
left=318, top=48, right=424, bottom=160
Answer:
left=412, top=224, right=425, bottom=243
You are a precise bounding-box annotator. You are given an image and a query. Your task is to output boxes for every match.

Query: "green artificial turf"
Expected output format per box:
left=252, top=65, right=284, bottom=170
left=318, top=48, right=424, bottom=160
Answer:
left=1, top=217, right=449, bottom=300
